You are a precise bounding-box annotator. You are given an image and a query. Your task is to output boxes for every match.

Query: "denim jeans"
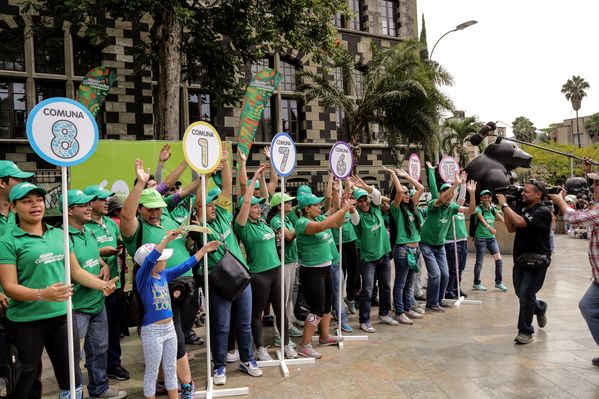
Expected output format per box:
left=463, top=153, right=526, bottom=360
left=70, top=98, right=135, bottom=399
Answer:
left=75, top=307, right=109, bottom=397
left=359, top=255, right=391, bottom=323
left=512, top=263, right=548, bottom=334
left=209, top=284, right=254, bottom=368
left=474, top=238, right=503, bottom=285
left=579, top=282, right=599, bottom=346
left=104, top=288, right=123, bottom=371
left=392, top=245, right=417, bottom=314
left=419, top=243, right=449, bottom=308
left=330, top=263, right=348, bottom=323
left=444, top=240, right=467, bottom=297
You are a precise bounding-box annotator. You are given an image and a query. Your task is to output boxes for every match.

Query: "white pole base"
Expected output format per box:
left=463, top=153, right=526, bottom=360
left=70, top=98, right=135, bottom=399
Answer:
left=257, top=350, right=315, bottom=377
left=452, top=296, right=482, bottom=307
left=194, top=377, right=249, bottom=398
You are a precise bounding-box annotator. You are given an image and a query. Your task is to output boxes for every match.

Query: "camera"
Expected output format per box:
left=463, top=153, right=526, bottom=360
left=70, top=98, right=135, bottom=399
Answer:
left=494, top=184, right=561, bottom=209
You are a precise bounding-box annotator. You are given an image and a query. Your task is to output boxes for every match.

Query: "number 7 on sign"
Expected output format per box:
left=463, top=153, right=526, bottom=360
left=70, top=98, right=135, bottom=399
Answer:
left=278, top=147, right=289, bottom=171
left=197, top=138, right=209, bottom=168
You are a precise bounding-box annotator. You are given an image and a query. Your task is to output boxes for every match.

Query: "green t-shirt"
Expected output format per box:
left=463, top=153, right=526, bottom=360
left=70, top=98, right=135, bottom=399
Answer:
left=420, top=201, right=460, bottom=246
left=234, top=219, right=280, bottom=274
left=166, top=194, right=195, bottom=225
left=474, top=205, right=497, bottom=239
left=270, top=214, right=298, bottom=264
left=354, top=203, right=391, bottom=262
left=444, top=212, right=468, bottom=241
left=288, top=206, right=300, bottom=227
left=87, top=216, right=121, bottom=289
left=390, top=203, right=421, bottom=245
left=123, top=215, right=192, bottom=276
left=331, top=213, right=358, bottom=244
left=68, top=225, right=104, bottom=315
left=202, top=205, right=247, bottom=272
left=295, top=216, right=333, bottom=267
left=0, top=224, right=69, bottom=322
left=0, top=210, right=15, bottom=237
left=316, top=215, right=339, bottom=265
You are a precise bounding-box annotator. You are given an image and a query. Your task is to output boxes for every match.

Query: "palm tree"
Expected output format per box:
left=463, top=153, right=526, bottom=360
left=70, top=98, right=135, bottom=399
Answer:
left=584, top=112, right=599, bottom=144
left=561, top=75, right=590, bottom=147
left=298, top=39, right=453, bottom=165
left=441, top=116, right=481, bottom=166
left=511, top=116, right=536, bottom=143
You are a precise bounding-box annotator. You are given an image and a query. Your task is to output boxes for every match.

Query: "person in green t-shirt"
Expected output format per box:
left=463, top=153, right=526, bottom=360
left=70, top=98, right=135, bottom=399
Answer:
left=0, top=183, right=117, bottom=399
left=419, top=171, right=477, bottom=312
left=294, top=192, right=354, bottom=358
left=348, top=174, right=398, bottom=333
left=235, top=165, right=297, bottom=361
left=473, top=189, right=507, bottom=292
left=385, top=167, right=425, bottom=325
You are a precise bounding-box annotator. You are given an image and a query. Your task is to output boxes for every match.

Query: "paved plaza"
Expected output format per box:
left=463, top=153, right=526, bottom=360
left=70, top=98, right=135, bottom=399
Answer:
left=42, top=234, right=599, bottom=398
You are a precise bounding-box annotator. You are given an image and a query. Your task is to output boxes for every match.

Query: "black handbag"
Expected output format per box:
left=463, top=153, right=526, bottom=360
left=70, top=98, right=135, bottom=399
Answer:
left=208, top=242, right=251, bottom=302
left=516, top=252, right=551, bottom=270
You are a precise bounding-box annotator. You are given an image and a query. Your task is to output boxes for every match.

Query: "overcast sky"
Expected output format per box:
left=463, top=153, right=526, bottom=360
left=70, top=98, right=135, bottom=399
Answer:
left=417, top=0, right=599, bottom=134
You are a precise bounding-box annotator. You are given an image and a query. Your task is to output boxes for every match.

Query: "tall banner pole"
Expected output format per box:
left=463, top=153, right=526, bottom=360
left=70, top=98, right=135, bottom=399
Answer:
left=451, top=215, right=481, bottom=307
left=337, top=182, right=344, bottom=349
left=201, top=173, right=213, bottom=395
left=259, top=133, right=314, bottom=375
left=26, top=97, right=99, bottom=397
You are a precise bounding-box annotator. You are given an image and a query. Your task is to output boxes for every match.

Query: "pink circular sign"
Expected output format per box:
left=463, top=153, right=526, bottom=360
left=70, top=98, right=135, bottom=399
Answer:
left=408, top=153, right=421, bottom=181
left=439, top=156, right=460, bottom=183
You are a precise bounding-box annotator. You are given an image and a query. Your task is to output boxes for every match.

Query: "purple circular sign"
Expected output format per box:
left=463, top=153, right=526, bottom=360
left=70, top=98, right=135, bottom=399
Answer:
left=329, top=141, right=353, bottom=179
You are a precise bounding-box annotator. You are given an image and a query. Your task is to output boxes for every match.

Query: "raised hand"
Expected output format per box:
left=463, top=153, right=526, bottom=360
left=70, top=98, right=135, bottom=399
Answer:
left=466, top=180, right=477, bottom=192
left=253, top=164, right=268, bottom=180
left=381, top=166, right=394, bottom=174
left=237, top=148, right=247, bottom=164
left=459, top=170, right=468, bottom=183
left=263, top=146, right=271, bottom=160
left=135, top=159, right=150, bottom=185
left=496, top=194, right=507, bottom=206
left=163, top=229, right=182, bottom=243
left=426, top=161, right=435, bottom=169
left=348, top=174, right=367, bottom=189
left=332, top=177, right=340, bottom=192
left=396, top=168, right=409, bottom=178
left=159, top=144, right=171, bottom=163
left=203, top=240, right=221, bottom=252
left=342, top=195, right=357, bottom=210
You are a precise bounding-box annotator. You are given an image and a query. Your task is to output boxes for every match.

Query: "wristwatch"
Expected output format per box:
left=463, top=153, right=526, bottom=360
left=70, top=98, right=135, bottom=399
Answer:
left=501, top=203, right=509, bottom=209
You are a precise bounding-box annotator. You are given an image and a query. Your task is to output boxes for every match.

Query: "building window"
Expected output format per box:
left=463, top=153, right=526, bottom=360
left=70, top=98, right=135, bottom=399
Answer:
left=280, top=60, right=297, bottom=92
left=189, top=92, right=213, bottom=124
left=354, top=68, right=364, bottom=97
left=380, top=0, right=397, bottom=36
left=34, top=35, right=65, bottom=75
left=0, top=80, right=26, bottom=138
left=73, top=36, right=102, bottom=76
left=0, top=28, right=25, bottom=72
left=281, top=96, right=302, bottom=140
left=336, top=108, right=348, bottom=139
left=349, top=0, right=362, bottom=30
left=250, top=58, right=272, bottom=76
left=36, top=81, right=66, bottom=104
left=255, top=98, right=274, bottom=142
left=333, top=12, right=343, bottom=28
left=333, top=67, right=344, bottom=92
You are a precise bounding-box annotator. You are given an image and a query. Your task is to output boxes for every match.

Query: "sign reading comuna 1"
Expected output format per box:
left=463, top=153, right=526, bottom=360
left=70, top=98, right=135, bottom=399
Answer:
left=182, top=121, right=222, bottom=174
left=439, top=155, right=460, bottom=183
left=329, top=141, right=353, bottom=179
left=26, top=97, right=99, bottom=167
left=270, top=132, right=296, bottom=177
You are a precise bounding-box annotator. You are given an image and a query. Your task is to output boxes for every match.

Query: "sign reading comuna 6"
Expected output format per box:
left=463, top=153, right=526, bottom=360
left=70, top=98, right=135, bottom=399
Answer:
left=26, top=97, right=99, bottom=167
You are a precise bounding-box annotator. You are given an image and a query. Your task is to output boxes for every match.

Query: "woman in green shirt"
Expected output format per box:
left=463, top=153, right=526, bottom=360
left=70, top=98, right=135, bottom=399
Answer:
left=235, top=165, right=297, bottom=361
left=0, top=183, right=116, bottom=399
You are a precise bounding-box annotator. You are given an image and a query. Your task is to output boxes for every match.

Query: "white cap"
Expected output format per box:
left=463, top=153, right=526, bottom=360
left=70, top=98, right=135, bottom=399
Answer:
left=134, top=243, right=173, bottom=265
left=565, top=195, right=577, bottom=204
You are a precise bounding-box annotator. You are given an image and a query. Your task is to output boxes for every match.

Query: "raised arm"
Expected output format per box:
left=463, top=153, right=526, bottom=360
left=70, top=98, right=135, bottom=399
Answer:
left=305, top=198, right=357, bottom=235
left=161, top=160, right=188, bottom=193
left=426, top=161, right=439, bottom=200
left=120, top=159, right=149, bottom=238
left=458, top=180, right=477, bottom=214
left=496, top=194, right=526, bottom=232
left=237, top=148, right=248, bottom=196
left=397, top=168, right=425, bottom=205
left=382, top=166, right=402, bottom=207
left=264, top=146, right=278, bottom=196
left=236, top=164, right=268, bottom=227
left=220, top=145, right=232, bottom=199
left=154, top=144, right=171, bottom=184
left=349, top=174, right=381, bottom=205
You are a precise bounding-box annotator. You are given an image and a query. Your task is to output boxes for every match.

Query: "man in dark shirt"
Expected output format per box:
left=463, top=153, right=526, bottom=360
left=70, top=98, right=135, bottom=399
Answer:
left=497, top=180, right=552, bottom=344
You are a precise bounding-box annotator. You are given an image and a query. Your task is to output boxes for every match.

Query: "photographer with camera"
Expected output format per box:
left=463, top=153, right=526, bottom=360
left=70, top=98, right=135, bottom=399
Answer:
left=497, top=180, right=552, bottom=345
left=550, top=166, right=599, bottom=366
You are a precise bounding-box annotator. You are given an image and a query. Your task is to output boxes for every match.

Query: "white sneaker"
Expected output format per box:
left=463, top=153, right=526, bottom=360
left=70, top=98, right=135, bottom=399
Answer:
left=378, top=315, right=399, bottom=326
left=284, top=343, right=298, bottom=359
left=226, top=349, right=239, bottom=363
left=213, top=366, right=226, bottom=385
left=239, top=359, right=263, bottom=377
left=360, top=322, right=376, bottom=333
left=395, top=313, right=414, bottom=325
left=255, top=346, right=272, bottom=361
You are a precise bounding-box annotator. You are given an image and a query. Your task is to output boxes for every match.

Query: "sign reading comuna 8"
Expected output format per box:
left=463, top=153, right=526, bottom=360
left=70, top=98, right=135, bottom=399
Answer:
left=182, top=121, right=222, bottom=174
left=26, top=97, right=99, bottom=167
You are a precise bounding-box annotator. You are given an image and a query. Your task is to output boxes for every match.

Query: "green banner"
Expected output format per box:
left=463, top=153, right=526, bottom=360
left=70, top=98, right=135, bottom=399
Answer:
left=76, top=66, right=117, bottom=117
left=237, top=68, right=281, bottom=156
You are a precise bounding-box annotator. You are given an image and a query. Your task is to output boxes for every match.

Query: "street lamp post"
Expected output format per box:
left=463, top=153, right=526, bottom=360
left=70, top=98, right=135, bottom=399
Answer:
left=430, top=20, right=478, bottom=59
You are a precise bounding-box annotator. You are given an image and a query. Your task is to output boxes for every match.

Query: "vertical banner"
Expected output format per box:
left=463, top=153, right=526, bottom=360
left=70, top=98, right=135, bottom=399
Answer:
left=76, top=66, right=117, bottom=117
left=237, top=68, right=281, bottom=157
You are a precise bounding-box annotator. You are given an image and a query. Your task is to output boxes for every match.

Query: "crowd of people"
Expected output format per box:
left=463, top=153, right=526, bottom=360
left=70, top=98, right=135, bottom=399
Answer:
left=0, top=144, right=598, bottom=398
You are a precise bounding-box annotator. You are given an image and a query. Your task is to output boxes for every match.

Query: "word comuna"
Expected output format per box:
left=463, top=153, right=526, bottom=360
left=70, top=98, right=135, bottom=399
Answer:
left=191, top=128, right=214, bottom=138
left=43, top=108, right=85, bottom=119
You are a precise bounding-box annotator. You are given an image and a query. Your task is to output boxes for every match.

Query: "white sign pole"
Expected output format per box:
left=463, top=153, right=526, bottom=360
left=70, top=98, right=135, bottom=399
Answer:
left=337, top=182, right=344, bottom=349
left=450, top=215, right=481, bottom=307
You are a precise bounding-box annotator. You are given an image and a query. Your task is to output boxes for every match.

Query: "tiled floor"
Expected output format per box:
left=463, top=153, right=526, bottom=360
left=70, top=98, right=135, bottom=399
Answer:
left=42, top=234, right=599, bottom=398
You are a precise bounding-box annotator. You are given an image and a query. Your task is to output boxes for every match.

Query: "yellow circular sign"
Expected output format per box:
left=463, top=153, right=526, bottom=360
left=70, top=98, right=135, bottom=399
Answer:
left=182, top=122, right=222, bottom=174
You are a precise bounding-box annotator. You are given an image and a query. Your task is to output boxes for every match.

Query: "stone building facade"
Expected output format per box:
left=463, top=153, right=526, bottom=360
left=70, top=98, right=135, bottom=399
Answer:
left=0, top=0, right=418, bottom=192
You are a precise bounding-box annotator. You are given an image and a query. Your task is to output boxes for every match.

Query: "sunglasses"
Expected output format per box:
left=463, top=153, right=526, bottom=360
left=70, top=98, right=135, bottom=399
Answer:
left=528, top=179, right=546, bottom=193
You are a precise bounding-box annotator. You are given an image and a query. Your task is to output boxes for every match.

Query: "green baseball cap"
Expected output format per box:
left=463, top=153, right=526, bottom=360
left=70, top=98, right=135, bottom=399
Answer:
left=297, top=185, right=312, bottom=196
left=439, top=183, right=452, bottom=192
left=206, top=187, right=221, bottom=204
left=254, top=180, right=260, bottom=190
left=0, top=160, right=34, bottom=179
left=83, top=185, right=115, bottom=200
left=353, top=188, right=369, bottom=200
left=9, top=182, right=47, bottom=203
left=237, top=195, right=266, bottom=208
left=480, top=189, right=492, bottom=197
left=59, top=189, right=97, bottom=208
left=270, top=192, right=295, bottom=208
left=298, top=194, right=324, bottom=209
left=139, top=188, right=167, bottom=209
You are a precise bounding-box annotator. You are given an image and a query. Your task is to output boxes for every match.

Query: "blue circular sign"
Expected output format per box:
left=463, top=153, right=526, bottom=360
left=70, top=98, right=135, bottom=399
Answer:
left=26, top=97, right=99, bottom=167
left=270, top=132, right=297, bottom=177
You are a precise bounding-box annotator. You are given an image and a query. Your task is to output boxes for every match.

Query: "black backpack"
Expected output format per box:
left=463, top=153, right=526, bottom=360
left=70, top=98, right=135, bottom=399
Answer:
left=0, top=319, right=21, bottom=397
left=124, top=221, right=145, bottom=330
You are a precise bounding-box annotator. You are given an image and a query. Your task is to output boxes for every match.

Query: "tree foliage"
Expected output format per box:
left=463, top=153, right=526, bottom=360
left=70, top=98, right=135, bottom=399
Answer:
left=584, top=112, right=599, bottom=143
left=441, top=116, right=482, bottom=166
left=561, top=75, right=590, bottom=111
left=511, top=116, right=536, bottom=143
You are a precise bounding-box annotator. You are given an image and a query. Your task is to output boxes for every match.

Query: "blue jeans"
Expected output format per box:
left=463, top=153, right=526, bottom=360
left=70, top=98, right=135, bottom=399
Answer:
left=512, top=263, right=547, bottom=334
left=104, top=288, right=123, bottom=371
left=330, top=263, right=348, bottom=323
left=474, top=238, right=503, bottom=285
left=419, top=243, right=449, bottom=308
left=209, top=284, right=254, bottom=368
left=75, top=307, right=109, bottom=397
left=445, top=240, right=467, bottom=297
left=392, top=245, right=417, bottom=314
left=359, top=255, right=391, bottom=323
left=579, top=282, right=599, bottom=346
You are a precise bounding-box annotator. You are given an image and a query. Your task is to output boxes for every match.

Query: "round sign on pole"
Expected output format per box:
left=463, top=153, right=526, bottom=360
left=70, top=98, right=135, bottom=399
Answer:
left=270, top=132, right=297, bottom=177
left=329, top=141, right=353, bottom=179
left=439, top=155, right=460, bottom=183
left=182, top=121, right=222, bottom=174
left=26, top=97, right=99, bottom=167
left=408, top=153, right=421, bottom=181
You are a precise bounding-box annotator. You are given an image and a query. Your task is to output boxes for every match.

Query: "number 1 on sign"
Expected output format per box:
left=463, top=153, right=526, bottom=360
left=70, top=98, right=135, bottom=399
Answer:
left=198, top=138, right=208, bottom=168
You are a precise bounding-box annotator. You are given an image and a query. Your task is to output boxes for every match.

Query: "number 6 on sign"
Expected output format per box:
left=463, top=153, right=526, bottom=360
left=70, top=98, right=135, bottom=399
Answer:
left=182, top=121, right=222, bottom=174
